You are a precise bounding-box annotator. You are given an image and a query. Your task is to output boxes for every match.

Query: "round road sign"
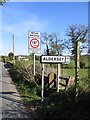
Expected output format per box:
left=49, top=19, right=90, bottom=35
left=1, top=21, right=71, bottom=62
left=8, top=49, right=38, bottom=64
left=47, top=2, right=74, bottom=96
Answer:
left=30, top=38, right=39, bottom=48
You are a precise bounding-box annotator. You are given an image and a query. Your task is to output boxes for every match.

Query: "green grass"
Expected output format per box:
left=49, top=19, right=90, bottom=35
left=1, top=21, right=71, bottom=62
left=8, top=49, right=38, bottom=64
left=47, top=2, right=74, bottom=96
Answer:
left=17, top=82, right=41, bottom=102
left=62, top=69, right=75, bottom=77
left=8, top=62, right=90, bottom=120
left=9, top=65, right=41, bottom=103
left=7, top=55, right=90, bottom=120
left=62, top=69, right=88, bottom=78
left=0, top=56, right=2, bottom=61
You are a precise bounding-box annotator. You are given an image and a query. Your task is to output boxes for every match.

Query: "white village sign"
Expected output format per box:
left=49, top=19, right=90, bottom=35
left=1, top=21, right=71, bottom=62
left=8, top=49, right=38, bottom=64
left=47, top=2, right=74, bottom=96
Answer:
left=40, top=55, right=70, bottom=100
left=40, top=55, right=70, bottom=64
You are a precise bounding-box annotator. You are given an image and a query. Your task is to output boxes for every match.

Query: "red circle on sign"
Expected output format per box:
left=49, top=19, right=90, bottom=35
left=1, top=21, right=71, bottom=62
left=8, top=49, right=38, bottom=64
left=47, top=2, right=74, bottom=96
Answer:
left=30, top=38, right=39, bottom=48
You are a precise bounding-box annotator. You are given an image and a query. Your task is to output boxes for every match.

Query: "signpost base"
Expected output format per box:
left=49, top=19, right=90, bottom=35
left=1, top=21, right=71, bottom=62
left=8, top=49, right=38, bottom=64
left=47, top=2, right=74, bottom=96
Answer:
left=41, top=63, right=44, bottom=102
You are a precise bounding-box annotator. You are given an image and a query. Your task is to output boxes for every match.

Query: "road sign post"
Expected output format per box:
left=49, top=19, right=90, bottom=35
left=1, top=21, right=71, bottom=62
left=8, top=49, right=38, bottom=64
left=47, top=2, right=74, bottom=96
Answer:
left=40, top=55, right=70, bottom=93
left=28, top=31, right=41, bottom=76
left=34, top=54, right=35, bottom=76
left=57, top=64, right=61, bottom=92
left=28, top=31, right=40, bottom=54
left=41, top=63, right=44, bottom=102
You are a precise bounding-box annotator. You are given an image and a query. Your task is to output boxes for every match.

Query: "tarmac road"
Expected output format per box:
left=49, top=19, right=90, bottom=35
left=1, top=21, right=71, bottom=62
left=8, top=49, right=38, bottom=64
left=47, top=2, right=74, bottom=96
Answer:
left=0, top=62, right=32, bottom=120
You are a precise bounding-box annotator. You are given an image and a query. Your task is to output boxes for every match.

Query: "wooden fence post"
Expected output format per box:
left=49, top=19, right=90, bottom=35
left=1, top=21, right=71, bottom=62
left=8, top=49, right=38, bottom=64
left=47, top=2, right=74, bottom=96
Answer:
left=75, top=41, right=80, bottom=97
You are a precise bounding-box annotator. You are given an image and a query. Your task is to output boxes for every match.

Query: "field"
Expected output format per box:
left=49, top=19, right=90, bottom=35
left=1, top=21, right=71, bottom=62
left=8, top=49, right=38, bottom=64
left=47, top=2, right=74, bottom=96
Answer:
left=62, top=68, right=88, bottom=77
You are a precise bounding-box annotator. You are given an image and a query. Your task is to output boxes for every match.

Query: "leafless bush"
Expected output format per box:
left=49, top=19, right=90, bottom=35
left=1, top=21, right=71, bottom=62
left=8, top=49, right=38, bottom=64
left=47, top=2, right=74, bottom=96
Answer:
left=17, top=63, right=39, bottom=86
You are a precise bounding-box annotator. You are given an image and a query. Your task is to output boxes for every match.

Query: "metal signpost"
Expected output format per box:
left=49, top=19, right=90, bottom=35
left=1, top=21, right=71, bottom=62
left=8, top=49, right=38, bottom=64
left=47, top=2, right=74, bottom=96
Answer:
left=57, top=64, right=61, bottom=92
left=28, top=32, right=45, bottom=102
left=41, top=63, right=44, bottom=102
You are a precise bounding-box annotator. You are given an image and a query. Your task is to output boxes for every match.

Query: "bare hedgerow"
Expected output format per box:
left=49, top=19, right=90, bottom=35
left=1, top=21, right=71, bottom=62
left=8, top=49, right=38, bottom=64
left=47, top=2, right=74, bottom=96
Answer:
left=16, top=62, right=39, bottom=86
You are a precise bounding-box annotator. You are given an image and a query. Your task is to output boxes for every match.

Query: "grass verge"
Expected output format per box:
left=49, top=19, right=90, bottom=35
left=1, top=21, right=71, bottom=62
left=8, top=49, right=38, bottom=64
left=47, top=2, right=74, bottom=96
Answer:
left=8, top=64, right=90, bottom=120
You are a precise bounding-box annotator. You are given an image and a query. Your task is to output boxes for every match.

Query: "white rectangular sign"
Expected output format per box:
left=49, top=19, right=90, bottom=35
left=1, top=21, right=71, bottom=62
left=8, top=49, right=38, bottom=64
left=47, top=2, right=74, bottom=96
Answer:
left=65, top=56, right=70, bottom=64
left=40, top=56, right=66, bottom=63
left=28, top=31, right=40, bottom=38
left=40, top=55, right=70, bottom=64
left=28, top=31, right=40, bottom=53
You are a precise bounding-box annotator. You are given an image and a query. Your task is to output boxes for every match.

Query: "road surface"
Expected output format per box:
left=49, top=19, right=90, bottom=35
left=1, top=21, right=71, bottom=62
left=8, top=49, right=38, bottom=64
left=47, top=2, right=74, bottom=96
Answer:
left=0, top=62, right=32, bottom=119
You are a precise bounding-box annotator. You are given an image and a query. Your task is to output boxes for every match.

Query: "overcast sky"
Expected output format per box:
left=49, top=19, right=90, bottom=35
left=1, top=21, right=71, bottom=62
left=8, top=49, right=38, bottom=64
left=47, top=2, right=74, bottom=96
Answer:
left=0, top=1, right=88, bottom=55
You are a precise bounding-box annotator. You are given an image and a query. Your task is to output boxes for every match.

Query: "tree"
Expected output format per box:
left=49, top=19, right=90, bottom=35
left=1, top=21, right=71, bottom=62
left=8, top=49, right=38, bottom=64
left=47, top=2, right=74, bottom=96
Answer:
left=0, top=0, right=8, bottom=5
left=67, top=24, right=88, bottom=96
left=41, top=32, right=65, bottom=55
left=41, top=32, right=50, bottom=55
left=2, top=56, right=5, bottom=63
left=49, top=32, right=64, bottom=55
left=8, top=52, right=14, bottom=61
left=66, top=25, right=88, bottom=56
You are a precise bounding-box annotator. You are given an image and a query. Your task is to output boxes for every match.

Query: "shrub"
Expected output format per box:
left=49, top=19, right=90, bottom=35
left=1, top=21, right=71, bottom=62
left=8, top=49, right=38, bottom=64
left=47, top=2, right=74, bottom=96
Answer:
left=80, top=61, right=85, bottom=68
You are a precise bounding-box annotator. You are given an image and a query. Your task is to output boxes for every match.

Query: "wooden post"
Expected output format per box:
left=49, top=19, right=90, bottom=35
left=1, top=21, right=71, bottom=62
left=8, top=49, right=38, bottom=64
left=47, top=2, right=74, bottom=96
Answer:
left=12, top=34, right=15, bottom=64
left=75, top=41, right=80, bottom=96
left=49, top=72, right=54, bottom=89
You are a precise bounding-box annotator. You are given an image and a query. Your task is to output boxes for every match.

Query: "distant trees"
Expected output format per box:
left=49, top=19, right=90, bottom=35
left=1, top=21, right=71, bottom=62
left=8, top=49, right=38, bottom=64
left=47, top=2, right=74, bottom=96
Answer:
left=8, top=52, right=14, bottom=61
left=1, top=56, right=5, bottom=63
